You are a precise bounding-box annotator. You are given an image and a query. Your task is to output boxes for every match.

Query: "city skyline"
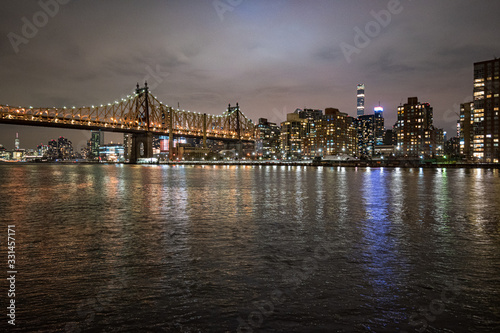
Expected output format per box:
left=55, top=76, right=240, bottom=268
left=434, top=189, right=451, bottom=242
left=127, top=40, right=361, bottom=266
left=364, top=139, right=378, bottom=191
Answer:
left=1, top=1, right=500, bottom=149
left=2, top=3, right=500, bottom=331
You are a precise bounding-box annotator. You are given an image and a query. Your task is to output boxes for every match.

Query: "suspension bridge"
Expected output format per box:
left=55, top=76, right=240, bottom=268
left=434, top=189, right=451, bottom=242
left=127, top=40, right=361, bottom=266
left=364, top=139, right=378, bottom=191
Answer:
left=0, top=83, right=256, bottom=162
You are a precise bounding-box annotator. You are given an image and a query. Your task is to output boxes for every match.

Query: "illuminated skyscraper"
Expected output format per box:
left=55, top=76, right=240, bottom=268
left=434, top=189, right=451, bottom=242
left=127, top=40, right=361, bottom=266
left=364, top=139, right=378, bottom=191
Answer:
left=356, top=115, right=375, bottom=157
left=357, top=84, right=365, bottom=117
left=374, top=106, right=385, bottom=145
left=354, top=105, right=385, bottom=157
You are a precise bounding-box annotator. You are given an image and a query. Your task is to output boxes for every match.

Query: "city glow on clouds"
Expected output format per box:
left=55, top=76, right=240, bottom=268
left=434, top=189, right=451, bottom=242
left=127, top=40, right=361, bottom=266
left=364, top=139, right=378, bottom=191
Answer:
left=1, top=0, right=500, bottom=148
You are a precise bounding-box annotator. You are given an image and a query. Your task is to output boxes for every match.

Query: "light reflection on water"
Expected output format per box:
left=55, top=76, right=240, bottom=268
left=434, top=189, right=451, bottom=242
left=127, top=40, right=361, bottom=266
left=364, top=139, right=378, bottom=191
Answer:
left=0, top=164, right=500, bottom=332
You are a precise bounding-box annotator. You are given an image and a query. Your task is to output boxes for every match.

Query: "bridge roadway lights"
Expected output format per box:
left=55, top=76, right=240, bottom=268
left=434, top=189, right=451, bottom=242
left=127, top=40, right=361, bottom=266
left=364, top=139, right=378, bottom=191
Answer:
left=130, top=132, right=154, bottom=164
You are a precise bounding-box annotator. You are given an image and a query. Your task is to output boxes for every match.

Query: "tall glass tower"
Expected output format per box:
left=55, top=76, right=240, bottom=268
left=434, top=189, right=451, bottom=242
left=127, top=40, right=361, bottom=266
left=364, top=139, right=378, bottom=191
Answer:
left=357, top=84, right=365, bottom=117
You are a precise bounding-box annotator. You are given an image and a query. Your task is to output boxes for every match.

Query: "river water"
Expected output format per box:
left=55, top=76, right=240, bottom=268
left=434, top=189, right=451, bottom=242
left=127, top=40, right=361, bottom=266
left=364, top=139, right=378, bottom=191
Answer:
left=0, top=164, right=499, bottom=332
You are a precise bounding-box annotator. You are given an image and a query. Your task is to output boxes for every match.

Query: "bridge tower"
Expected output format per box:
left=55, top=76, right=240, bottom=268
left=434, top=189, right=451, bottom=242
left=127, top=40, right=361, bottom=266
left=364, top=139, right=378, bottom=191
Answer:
left=225, top=103, right=243, bottom=159
left=129, top=82, right=154, bottom=163
left=235, top=102, right=242, bottom=158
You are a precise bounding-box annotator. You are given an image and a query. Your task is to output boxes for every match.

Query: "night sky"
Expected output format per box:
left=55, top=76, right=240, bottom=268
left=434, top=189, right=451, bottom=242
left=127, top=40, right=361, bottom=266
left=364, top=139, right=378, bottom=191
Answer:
left=1, top=0, right=500, bottom=150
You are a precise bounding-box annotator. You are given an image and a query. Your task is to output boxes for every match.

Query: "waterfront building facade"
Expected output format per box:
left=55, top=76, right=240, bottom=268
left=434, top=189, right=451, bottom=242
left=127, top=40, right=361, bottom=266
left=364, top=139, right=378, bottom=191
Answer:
left=472, top=58, right=500, bottom=162
left=395, top=97, right=443, bottom=157
left=315, top=108, right=357, bottom=157
left=281, top=113, right=308, bottom=159
left=256, top=118, right=281, bottom=159
left=99, top=144, right=125, bottom=162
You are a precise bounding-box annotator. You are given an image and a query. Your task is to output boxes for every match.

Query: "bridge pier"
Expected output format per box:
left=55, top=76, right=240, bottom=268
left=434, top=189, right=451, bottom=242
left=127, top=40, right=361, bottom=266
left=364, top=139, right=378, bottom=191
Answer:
left=168, top=107, right=175, bottom=161
left=129, top=132, right=154, bottom=163
left=225, top=141, right=243, bottom=159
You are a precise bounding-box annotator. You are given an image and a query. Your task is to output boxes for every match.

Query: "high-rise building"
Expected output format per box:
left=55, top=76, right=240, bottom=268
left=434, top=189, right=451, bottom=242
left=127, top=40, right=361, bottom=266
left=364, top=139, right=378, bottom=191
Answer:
left=395, top=97, right=444, bottom=157
left=431, top=129, right=445, bottom=157
left=90, top=130, right=104, bottom=159
left=356, top=115, right=375, bottom=157
left=472, top=58, right=500, bottom=162
left=256, top=118, right=281, bottom=159
left=383, top=129, right=396, bottom=145
left=374, top=106, right=385, bottom=145
left=295, top=108, right=323, bottom=157
left=354, top=106, right=385, bottom=157
left=281, top=113, right=308, bottom=159
left=15, top=133, right=20, bottom=150
left=314, top=108, right=357, bottom=157
left=445, top=136, right=460, bottom=158
left=459, top=101, right=474, bottom=159
left=45, top=137, right=73, bottom=160
left=357, top=84, right=365, bottom=117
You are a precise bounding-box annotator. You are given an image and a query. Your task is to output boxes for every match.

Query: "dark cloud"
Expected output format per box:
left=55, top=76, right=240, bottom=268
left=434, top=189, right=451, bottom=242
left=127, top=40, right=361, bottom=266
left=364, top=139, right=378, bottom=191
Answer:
left=1, top=0, right=500, bottom=149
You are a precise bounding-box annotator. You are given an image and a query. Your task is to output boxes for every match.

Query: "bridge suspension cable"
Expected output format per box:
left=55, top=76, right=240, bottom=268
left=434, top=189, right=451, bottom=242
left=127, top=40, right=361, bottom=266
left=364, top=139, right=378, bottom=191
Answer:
left=0, top=85, right=256, bottom=142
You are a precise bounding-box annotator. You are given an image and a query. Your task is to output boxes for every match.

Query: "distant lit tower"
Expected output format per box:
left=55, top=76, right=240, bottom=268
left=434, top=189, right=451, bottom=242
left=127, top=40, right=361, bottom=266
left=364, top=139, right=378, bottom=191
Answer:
left=357, top=84, right=365, bottom=117
left=374, top=105, right=385, bottom=145
left=15, top=133, right=20, bottom=150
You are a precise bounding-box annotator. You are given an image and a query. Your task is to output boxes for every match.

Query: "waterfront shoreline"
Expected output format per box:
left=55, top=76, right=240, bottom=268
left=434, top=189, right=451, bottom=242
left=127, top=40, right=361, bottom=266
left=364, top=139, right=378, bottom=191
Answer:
left=2, top=160, right=499, bottom=169
left=159, top=161, right=500, bottom=169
